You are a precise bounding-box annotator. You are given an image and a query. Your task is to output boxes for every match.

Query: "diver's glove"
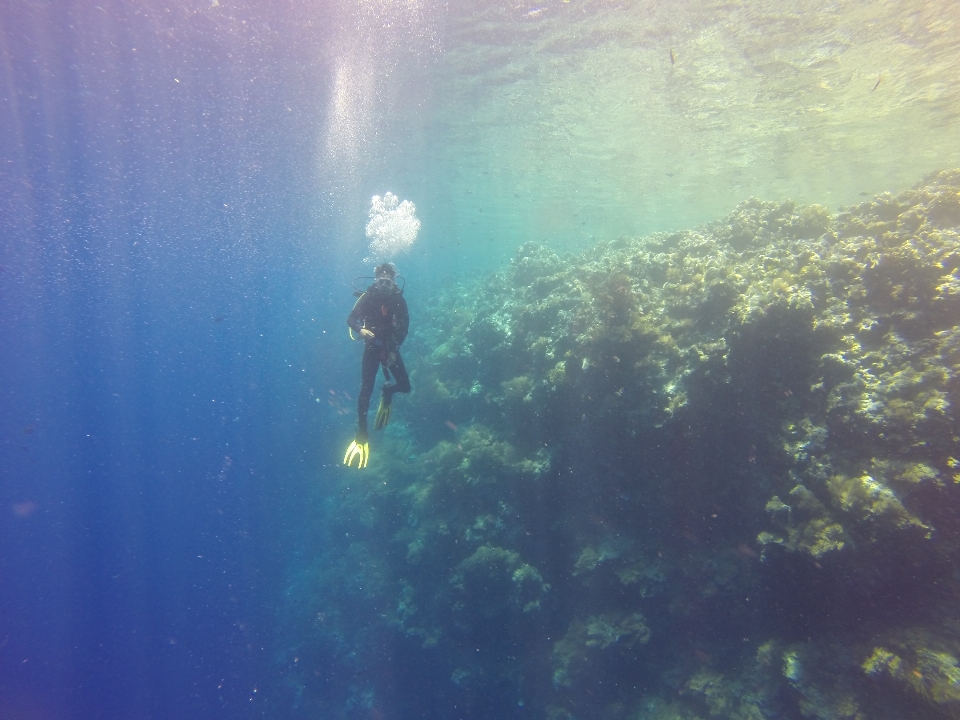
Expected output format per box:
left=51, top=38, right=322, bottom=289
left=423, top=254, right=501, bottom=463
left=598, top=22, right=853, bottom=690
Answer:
left=343, top=434, right=370, bottom=469
left=374, top=393, right=393, bottom=431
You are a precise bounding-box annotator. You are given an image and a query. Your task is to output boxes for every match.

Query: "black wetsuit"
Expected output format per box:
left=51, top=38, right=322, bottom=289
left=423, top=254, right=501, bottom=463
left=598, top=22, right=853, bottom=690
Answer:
left=347, top=282, right=410, bottom=439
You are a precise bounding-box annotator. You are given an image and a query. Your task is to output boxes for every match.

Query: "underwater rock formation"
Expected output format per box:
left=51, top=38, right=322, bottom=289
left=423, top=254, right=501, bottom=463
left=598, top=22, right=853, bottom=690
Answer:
left=282, top=170, right=960, bottom=720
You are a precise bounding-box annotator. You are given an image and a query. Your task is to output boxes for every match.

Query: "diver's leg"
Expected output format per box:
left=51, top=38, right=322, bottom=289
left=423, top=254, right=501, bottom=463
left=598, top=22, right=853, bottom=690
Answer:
left=374, top=351, right=408, bottom=431
left=383, top=351, right=411, bottom=401
left=356, top=345, right=380, bottom=438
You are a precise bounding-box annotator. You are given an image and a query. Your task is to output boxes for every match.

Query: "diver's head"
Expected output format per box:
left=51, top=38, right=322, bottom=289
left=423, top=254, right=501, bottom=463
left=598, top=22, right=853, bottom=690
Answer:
left=374, top=262, right=398, bottom=291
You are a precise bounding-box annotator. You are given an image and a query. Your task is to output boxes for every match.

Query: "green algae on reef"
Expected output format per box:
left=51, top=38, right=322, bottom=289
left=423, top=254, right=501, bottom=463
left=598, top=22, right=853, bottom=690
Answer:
left=282, top=171, right=960, bottom=720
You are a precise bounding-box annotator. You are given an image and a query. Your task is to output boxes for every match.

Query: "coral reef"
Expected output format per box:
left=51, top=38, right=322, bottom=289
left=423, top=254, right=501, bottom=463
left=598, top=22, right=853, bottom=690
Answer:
left=279, top=170, right=960, bottom=719
left=552, top=612, right=651, bottom=689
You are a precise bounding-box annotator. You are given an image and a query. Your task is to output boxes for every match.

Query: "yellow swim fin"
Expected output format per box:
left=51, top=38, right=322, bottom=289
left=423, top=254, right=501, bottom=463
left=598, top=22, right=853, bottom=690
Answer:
left=343, top=437, right=370, bottom=468
left=374, top=396, right=392, bottom=431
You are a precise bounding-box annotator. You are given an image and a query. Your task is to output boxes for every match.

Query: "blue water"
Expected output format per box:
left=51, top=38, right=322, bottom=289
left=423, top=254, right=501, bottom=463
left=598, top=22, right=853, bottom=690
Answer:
left=3, top=1, right=959, bottom=719
left=1, top=3, right=342, bottom=716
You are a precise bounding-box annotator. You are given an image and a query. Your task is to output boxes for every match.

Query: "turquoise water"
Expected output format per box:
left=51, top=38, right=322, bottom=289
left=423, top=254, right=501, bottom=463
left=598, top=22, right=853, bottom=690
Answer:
left=1, top=1, right=959, bottom=719
left=321, top=0, right=960, bottom=268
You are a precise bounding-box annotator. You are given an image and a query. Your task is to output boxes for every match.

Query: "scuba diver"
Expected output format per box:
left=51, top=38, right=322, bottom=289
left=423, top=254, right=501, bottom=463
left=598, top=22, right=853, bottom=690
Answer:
left=343, top=262, right=411, bottom=468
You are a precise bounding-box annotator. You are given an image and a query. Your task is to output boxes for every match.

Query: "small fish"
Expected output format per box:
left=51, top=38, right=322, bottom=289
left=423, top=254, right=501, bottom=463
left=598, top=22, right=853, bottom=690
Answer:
left=669, top=48, right=675, bottom=65
left=213, top=314, right=226, bottom=323
left=872, top=72, right=882, bottom=92
left=445, top=420, right=458, bottom=431
left=23, top=425, right=34, bottom=435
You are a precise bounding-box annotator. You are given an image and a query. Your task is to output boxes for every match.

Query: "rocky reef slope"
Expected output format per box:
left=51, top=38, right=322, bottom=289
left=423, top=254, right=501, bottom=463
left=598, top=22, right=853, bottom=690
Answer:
left=282, top=170, right=960, bottom=720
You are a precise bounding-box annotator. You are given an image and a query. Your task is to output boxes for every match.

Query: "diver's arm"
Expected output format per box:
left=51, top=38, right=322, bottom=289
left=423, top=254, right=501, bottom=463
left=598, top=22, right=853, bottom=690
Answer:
left=347, top=294, right=373, bottom=338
